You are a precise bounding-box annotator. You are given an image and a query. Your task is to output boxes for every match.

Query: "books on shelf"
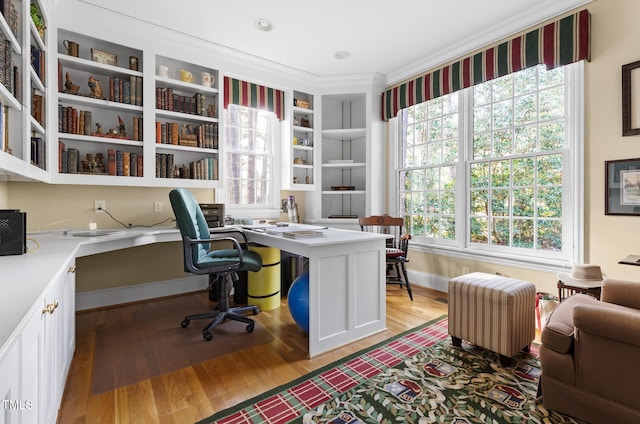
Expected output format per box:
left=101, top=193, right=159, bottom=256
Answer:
left=282, top=230, right=325, bottom=239
left=108, top=76, right=143, bottom=106
left=155, top=120, right=218, bottom=149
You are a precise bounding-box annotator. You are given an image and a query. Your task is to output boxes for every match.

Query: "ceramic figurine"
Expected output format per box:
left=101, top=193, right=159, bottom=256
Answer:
left=88, top=76, right=104, bottom=99
left=64, top=72, right=79, bottom=94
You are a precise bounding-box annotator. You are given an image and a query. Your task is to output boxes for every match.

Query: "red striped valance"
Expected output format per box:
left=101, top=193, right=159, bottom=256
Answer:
left=382, top=9, right=591, bottom=121
left=224, top=77, right=285, bottom=120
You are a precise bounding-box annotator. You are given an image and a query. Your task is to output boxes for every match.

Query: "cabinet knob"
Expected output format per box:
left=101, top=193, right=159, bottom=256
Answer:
left=42, top=301, right=59, bottom=315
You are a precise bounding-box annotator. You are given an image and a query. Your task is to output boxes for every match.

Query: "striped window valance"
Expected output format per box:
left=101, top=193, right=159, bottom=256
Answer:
left=382, top=9, right=590, bottom=121
left=224, top=76, right=285, bottom=120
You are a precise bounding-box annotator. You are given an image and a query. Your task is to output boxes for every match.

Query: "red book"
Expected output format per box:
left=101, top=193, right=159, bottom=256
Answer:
left=107, top=149, right=116, bottom=176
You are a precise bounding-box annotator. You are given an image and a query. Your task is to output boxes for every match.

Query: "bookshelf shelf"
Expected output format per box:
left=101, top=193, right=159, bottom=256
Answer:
left=55, top=29, right=145, bottom=179
left=58, top=55, right=143, bottom=79
left=155, top=75, right=219, bottom=95
left=155, top=108, right=218, bottom=123
left=281, top=89, right=316, bottom=190
left=58, top=92, right=143, bottom=112
left=30, top=67, right=45, bottom=91
left=0, top=83, right=20, bottom=110
left=154, top=54, right=220, bottom=183
left=58, top=133, right=143, bottom=148
left=155, top=143, right=218, bottom=154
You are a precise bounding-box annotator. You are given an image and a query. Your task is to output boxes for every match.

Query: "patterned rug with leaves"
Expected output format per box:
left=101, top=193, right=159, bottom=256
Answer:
left=198, top=316, right=583, bottom=424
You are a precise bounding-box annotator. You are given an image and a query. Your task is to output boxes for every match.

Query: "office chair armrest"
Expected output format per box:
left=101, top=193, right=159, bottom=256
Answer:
left=208, top=228, right=251, bottom=248
left=183, top=235, right=247, bottom=274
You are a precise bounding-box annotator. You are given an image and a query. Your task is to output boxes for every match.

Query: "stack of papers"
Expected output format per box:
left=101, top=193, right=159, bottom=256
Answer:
left=282, top=230, right=325, bottom=238
left=241, top=223, right=327, bottom=236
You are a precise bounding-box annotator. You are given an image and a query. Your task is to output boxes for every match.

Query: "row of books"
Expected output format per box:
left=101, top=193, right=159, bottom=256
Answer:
left=31, top=47, right=45, bottom=84
left=58, top=141, right=143, bottom=176
left=30, top=137, right=46, bottom=169
left=155, top=121, right=218, bottom=149
left=155, top=88, right=214, bottom=117
left=57, top=106, right=144, bottom=142
left=155, top=153, right=218, bottom=180
left=108, top=76, right=143, bottom=106
left=107, top=149, right=143, bottom=177
left=0, top=34, right=18, bottom=100
left=58, top=106, right=92, bottom=135
left=0, top=1, right=18, bottom=39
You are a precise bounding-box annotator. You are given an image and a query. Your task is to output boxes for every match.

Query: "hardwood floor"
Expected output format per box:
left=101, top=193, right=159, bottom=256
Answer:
left=57, top=285, right=449, bottom=423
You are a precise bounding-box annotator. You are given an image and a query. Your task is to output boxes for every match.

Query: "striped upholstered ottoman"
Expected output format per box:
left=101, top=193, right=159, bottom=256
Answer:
left=448, top=272, right=536, bottom=366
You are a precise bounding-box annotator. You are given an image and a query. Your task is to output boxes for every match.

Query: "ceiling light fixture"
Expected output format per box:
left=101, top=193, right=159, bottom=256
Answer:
left=253, top=19, right=273, bottom=32
left=334, top=50, right=351, bottom=60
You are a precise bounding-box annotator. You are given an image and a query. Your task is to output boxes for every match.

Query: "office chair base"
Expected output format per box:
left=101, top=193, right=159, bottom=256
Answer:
left=181, top=305, right=260, bottom=341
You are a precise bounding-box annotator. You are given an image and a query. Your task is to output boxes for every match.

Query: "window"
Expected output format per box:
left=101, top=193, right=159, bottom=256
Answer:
left=223, top=104, right=278, bottom=208
left=397, top=63, right=582, bottom=264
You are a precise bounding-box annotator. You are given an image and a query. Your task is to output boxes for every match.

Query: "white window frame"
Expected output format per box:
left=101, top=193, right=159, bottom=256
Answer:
left=389, top=62, right=584, bottom=271
left=216, top=104, right=282, bottom=220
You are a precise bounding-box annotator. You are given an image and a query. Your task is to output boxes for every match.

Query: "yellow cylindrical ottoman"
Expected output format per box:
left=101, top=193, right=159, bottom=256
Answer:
left=248, top=245, right=281, bottom=311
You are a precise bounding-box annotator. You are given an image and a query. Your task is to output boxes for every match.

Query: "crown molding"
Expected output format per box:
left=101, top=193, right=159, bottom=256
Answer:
left=385, top=0, right=593, bottom=87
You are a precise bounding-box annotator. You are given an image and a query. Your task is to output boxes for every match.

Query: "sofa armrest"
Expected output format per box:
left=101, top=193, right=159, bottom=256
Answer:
left=601, top=278, right=640, bottom=310
left=541, top=294, right=598, bottom=354
left=574, top=302, right=640, bottom=346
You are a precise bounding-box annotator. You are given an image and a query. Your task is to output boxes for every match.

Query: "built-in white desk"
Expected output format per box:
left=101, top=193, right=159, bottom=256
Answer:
left=243, top=227, right=388, bottom=357
left=0, top=225, right=387, bottom=422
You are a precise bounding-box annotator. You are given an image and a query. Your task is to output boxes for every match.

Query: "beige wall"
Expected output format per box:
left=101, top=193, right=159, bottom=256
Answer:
left=406, top=0, right=640, bottom=294
left=7, top=183, right=302, bottom=292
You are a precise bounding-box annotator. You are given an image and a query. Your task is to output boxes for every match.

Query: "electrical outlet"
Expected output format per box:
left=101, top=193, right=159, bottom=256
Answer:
left=154, top=200, right=163, bottom=212
left=94, top=200, right=105, bottom=213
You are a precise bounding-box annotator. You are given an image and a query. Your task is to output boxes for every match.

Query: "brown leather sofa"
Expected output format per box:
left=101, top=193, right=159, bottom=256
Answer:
left=539, top=278, right=640, bottom=423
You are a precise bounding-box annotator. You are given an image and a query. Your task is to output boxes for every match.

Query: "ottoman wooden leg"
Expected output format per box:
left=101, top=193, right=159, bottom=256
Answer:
left=451, top=336, right=462, bottom=347
left=499, top=354, right=512, bottom=367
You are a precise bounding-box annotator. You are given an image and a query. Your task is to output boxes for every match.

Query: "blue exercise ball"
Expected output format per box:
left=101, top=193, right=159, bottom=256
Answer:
left=288, top=271, right=309, bottom=332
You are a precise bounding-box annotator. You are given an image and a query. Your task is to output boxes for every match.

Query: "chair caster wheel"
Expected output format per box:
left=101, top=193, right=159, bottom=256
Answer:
left=181, top=319, right=190, bottom=328
left=246, top=323, right=255, bottom=333
left=203, top=331, right=213, bottom=341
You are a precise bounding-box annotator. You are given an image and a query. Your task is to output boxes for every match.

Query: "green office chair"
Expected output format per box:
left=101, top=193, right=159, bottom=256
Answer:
left=169, top=188, right=263, bottom=341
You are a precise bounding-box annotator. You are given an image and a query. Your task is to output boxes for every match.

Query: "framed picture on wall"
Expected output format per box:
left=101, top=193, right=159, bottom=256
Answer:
left=605, top=158, right=640, bottom=215
left=622, top=61, right=640, bottom=136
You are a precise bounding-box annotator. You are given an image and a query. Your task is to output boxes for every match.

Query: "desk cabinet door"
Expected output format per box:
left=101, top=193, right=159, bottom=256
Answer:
left=0, top=341, right=21, bottom=423
left=21, top=258, right=75, bottom=424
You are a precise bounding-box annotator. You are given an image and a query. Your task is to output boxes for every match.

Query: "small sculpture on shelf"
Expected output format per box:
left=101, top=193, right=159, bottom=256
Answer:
left=88, top=76, right=104, bottom=99
left=94, top=122, right=103, bottom=135
left=81, top=153, right=106, bottom=174
left=118, top=115, right=126, bottom=137
left=64, top=72, right=80, bottom=95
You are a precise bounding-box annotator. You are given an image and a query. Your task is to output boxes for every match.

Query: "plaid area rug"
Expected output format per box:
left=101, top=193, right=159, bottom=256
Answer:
left=198, top=316, right=583, bottom=424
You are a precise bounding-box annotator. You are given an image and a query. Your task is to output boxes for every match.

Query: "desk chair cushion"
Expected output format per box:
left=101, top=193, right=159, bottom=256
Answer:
left=201, top=248, right=262, bottom=272
left=386, top=247, right=405, bottom=259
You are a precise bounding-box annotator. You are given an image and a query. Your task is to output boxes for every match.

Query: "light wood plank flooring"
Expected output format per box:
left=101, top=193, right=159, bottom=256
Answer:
left=58, top=285, right=449, bottom=423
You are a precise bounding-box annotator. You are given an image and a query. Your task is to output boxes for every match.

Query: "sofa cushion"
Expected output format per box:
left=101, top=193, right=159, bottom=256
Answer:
left=541, top=294, right=598, bottom=354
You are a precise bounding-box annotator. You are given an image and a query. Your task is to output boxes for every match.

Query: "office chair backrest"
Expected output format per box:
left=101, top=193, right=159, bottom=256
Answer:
left=169, top=188, right=211, bottom=271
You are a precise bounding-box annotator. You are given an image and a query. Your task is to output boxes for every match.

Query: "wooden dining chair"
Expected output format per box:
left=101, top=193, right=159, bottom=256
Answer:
left=359, top=215, right=413, bottom=301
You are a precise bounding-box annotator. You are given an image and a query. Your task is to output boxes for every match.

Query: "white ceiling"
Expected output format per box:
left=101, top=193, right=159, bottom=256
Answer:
left=79, top=0, right=591, bottom=84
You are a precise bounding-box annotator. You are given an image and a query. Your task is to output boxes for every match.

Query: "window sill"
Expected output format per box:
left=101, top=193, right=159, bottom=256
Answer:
left=409, top=241, right=571, bottom=274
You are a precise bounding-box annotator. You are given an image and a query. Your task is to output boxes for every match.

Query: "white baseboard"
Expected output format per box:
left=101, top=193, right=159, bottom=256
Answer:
left=75, top=270, right=447, bottom=312
left=406, top=269, right=449, bottom=294
left=75, top=275, right=209, bottom=311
